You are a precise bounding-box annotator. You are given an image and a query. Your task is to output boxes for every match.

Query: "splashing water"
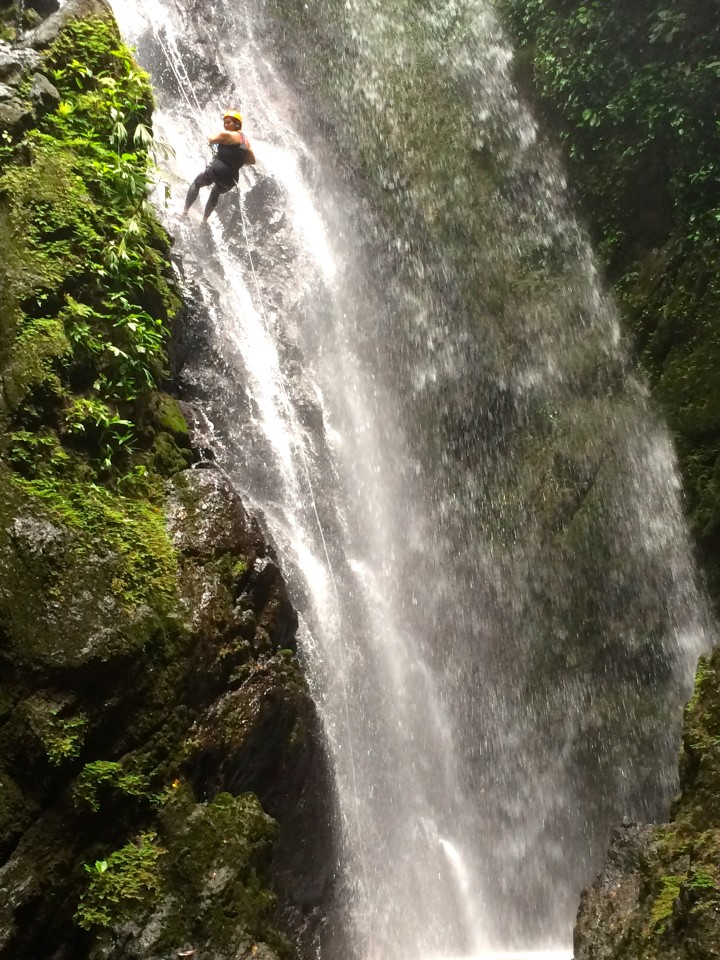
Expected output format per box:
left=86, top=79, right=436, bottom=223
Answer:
left=109, top=0, right=713, bottom=956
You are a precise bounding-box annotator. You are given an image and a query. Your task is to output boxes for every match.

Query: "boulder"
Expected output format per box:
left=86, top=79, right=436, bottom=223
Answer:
left=0, top=45, right=40, bottom=84
left=28, top=71, right=59, bottom=110
left=20, top=0, right=113, bottom=49
left=26, top=0, right=60, bottom=16
left=0, top=96, right=31, bottom=130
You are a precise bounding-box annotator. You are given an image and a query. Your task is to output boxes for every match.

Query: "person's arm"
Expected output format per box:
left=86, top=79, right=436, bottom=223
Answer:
left=208, top=130, right=236, bottom=145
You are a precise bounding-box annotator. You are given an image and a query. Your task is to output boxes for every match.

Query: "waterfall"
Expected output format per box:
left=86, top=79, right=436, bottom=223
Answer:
left=109, top=0, right=712, bottom=957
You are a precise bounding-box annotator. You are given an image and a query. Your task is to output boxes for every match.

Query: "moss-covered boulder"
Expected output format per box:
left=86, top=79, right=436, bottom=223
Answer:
left=78, top=791, right=291, bottom=960
left=574, top=650, right=720, bottom=959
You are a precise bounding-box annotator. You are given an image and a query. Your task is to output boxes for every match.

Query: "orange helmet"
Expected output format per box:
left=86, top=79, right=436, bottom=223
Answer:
left=223, top=111, right=243, bottom=127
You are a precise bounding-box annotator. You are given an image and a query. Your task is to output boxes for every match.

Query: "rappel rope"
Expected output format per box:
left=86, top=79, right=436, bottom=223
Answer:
left=150, top=24, right=372, bottom=902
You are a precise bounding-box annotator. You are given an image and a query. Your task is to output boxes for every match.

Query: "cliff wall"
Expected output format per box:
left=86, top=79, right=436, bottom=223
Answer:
left=0, top=3, right=330, bottom=957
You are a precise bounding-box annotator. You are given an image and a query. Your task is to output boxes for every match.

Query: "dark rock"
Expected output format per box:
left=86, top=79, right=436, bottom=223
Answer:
left=0, top=44, right=40, bottom=83
left=188, top=657, right=314, bottom=801
left=0, top=812, right=83, bottom=958
left=9, top=515, right=67, bottom=559
left=244, top=176, right=288, bottom=225
left=0, top=772, right=33, bottom=861
left=26, top=0, right=61, bottom=16
left=19, top=0, right=113, bottom=49
left=166, top=467, right=253, bottom=559
left=88, top=792, right=283, bottom=960
left=574, top=651, right=720, bottom=960
left=28, top=72, right=59, bottom=110
left=0, top=82, right=14, bottom=101
left=574, top=823, right=652, bottom=960
left=0, top=97, right=31, bottom=130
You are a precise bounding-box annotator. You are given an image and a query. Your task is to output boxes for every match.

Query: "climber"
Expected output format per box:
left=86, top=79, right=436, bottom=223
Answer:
left=181, top=111, right=256, bottom=222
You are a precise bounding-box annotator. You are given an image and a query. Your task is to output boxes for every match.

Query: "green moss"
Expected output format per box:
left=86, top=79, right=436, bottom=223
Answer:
left=155, top=791, right=287, bottom=956
left=148, top=393, right=189, bottom=439
left=6, top=428, right=72, bottom=475
left=5, top=466, right=178, bottom=613
left=3, top=316, right=71, bottom=410
left=0, top=141, right=98, bottom=311
left=0, top=7, right=16, bottom=43
left=648, top=874, right=684, bottom=933
left=44, top=712, right=88, bottom=765
left=16, top=695, right=88, bottom=765
left=686, top=655, right=711, bottom=718
left=73, top=760, right=153, bottom=813
left=148, top=431, right=192, bottom=476
left=75, top=831, right=166, bottom=930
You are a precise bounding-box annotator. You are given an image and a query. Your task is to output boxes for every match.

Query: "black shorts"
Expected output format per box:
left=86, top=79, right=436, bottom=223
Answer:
left=194, top=158, right=239, bottom=193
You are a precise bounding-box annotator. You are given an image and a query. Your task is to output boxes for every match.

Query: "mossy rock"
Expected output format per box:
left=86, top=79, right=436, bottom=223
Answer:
left=144, top=393, right=189, bottom=440
left=0, top=464, right=182, bottom=672
left=85, top=790, right=288, bottom=960
left=0, top=10, right=312, bottom=960
left=676, top=649, right=720, bottom=830
left=186, top=656, right=313, bottom=805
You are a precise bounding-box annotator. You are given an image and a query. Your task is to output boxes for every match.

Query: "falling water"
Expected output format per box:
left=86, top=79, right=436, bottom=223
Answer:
left=110, top=0, right=712, bottom=957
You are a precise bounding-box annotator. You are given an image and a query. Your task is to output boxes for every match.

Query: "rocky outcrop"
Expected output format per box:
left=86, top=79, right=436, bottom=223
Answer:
left=0, top=453, right=329, bottom=960
left=19, top=0, right=112, bottom=50
left=0, top=6, right=330, bottom=959
left=574, top=648, right=720, bottom=959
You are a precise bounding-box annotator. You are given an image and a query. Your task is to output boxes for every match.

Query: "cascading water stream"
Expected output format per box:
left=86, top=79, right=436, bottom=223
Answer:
left=109, top=1, right=713, bottom=958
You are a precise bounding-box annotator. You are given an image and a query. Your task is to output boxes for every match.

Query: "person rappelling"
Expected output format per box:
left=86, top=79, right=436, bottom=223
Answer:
left=182, top=111, right=256, bottom=222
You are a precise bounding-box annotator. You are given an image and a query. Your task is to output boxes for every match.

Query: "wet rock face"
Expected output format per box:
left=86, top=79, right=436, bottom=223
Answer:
left=0, top=460, right=327, bottom=960
left=573, top=824, right=653, bottom=960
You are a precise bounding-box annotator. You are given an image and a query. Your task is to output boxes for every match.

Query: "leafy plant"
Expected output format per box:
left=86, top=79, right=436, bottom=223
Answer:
left=689, top=868, right=716, bottom=891
left=44, top=711, right=88, bottom=765
left=649, top=9, right=687, bottom=44
left=73, top=760, right=153, bottom=812
left=0, top=16, right=181, bottom=474
left=74, top=832, right=166, bottom=929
